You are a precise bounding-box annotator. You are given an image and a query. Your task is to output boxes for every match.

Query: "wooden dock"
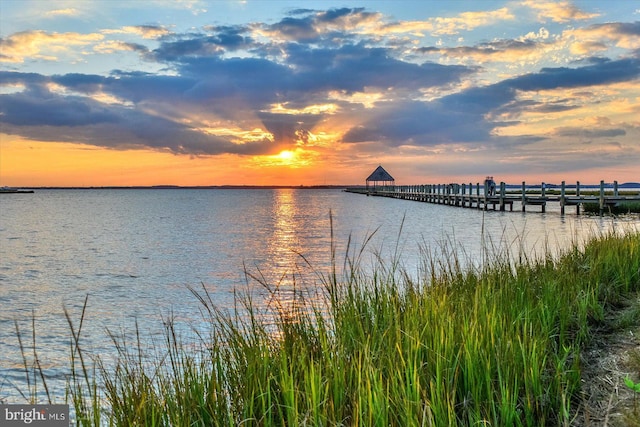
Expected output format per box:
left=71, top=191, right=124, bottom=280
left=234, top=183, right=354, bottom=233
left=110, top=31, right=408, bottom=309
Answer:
left=345, top=180, right=640, bottom=216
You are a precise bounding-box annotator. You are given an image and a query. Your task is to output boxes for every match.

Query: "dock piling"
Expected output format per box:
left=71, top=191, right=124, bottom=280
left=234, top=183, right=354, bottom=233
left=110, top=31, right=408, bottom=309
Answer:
left=560, top=181, right=566, bottom=215
left=599, top=180, right=605, bottom=216
left=344, top=179, right=640, bottom=216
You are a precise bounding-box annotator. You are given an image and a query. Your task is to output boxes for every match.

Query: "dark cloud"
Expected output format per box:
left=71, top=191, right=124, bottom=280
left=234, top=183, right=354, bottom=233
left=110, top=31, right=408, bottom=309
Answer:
left=0, top=75, right=273, bottom=155
left=284, top=44, right=475, bottom=93
left=588, top=21, right=640, bottom=36
left=491, top=99, right=577, bottom=120
left=0, top=91, right=273, bottom=156
left=52, top=73, right=106, bottom=92
left=554, top=127, right=626, bottom=138
left=504, top=57, right=640, bottom=91
left=258, top=112, right=322, bottom=146
left=0, top=90, right=118, bottom=127
left=265, top=7, right=374, bottom=43
left=342, top=56, right=640, bottom=147
left=0, top=71, right=47, bottom=86
left=343, top=100, right=494, bottom=145
left=267, top=15, right=319, bottom=41
left=152, top=26, right=253, bottom=60
left=417, top=38, right=540, bottom=59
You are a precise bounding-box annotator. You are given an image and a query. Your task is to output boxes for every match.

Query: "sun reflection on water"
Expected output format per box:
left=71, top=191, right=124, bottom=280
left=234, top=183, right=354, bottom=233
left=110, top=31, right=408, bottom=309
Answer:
left=257, top=189, right=328, bottom=326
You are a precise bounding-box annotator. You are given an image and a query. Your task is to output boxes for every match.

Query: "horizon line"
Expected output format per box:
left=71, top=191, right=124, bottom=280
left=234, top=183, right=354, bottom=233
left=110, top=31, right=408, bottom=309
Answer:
left=5, top=181, right=640, bottom=190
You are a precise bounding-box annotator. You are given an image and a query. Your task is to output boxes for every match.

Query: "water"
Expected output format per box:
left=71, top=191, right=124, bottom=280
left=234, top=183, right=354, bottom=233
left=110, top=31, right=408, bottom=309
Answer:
left=0, top=188, right=637, bottom=404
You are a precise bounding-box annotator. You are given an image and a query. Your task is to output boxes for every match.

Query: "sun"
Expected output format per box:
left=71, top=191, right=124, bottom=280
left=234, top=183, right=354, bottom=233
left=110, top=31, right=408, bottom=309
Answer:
left=252, top=148, right=314, bottom=168
left=278, top=150, right=295, bottom=160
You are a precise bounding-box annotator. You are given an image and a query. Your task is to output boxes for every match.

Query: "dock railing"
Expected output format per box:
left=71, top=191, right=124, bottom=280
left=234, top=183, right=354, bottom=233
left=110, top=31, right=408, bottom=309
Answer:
left=345, top=180, right=640, bottom=216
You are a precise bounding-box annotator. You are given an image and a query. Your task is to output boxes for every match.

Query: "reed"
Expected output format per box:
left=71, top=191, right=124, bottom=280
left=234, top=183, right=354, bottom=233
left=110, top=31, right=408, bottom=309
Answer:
left=582, top=201, right=640, bottom=215
left=14, top=229, right=640, bottom=426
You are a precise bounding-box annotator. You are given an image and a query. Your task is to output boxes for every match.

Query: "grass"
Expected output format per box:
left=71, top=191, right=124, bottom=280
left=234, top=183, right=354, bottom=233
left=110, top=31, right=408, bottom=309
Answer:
left=12, top=229, right=640, bottom=426
left=582, top=201, right=640, bottom=215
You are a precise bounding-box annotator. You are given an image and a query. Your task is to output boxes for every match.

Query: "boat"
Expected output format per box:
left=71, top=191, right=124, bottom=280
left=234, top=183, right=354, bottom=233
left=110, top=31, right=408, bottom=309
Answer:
left=0, top=187, right=34, bottom=194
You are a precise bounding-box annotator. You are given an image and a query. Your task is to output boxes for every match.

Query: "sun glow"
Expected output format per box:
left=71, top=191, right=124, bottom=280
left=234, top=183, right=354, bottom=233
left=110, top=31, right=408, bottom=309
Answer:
left=278, top=150, right=295, bottom=160
left=252, top=148, right=317, bottom=168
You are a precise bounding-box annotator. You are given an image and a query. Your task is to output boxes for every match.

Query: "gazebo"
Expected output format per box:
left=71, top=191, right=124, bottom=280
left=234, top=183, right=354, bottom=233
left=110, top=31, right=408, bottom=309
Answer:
left=366, top=165, right=395, bottom=191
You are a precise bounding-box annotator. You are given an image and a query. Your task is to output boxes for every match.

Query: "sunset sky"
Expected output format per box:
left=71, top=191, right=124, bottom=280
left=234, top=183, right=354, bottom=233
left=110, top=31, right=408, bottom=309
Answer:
left=1, top=1, right=639, bottom=187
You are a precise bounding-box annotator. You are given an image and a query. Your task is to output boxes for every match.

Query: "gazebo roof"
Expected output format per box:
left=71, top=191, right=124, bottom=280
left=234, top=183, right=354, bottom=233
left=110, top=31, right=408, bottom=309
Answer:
left=366, top=165, right=395, bottom=182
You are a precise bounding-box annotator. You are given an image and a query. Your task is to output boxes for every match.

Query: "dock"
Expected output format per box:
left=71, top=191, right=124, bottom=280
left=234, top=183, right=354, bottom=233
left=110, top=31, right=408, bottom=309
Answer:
left=345, top=180, right=640, bottom=216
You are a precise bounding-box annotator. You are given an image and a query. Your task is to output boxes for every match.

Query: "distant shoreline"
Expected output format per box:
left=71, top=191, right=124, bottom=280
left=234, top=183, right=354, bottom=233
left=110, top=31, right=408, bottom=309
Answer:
left=5, top=182, right=639, bottom=191
left=6, top=185, right=353, bottom=190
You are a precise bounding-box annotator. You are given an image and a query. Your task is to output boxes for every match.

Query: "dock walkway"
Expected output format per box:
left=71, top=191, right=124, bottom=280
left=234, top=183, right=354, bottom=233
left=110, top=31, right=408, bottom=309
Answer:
left=345, top=180, right=640, bottom=215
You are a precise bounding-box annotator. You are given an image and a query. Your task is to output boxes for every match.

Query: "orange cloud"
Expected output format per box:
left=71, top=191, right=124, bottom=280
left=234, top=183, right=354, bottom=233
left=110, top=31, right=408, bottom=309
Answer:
left=102, top=25, right=172, bottom=39
left=567, top=23, right=640, bottom=51
left=378, top=7, right=514, bottom=37
left=0, top=30, right=103, bottom=63
left=429, top=7, right=514, bottom=35
left=524, top=0, right=599, bottom=23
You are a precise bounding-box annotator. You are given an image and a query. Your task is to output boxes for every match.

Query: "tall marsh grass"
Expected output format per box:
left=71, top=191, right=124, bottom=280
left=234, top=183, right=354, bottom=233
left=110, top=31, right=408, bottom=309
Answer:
left=582, top=201, right=640, bottom=215
left=17, top=229, right=640, bottom=425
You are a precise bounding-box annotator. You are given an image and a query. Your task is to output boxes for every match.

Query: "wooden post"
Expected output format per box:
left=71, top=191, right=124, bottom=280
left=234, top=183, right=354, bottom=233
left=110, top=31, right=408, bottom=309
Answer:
left=521, top=181, right=526, bottom=212
left=599, top=180, right=605, bottom=216
left=576, top=181, right=581, bottom=215
left=483, top=180, right=488, bottom=210
left=461, top=183, right=466, bottom=207
left=560, top=180, right=566, bottom=215
left=470, top=182, right=473, bottom=208
left=499, top=182, right=505, bottom=211
left=614, top=180, right=618, bottom=197
left=541, top=182, right=546, bottom=213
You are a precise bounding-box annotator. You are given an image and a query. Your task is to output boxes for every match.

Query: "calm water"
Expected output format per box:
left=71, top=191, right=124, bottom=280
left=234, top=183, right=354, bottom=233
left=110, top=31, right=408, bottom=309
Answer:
left=1, top=188, right=638, bottom=403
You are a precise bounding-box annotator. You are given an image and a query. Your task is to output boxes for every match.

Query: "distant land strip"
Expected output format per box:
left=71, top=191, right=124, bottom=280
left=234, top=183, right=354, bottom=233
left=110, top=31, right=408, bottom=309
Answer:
left=13, top=185, right=352, bottom=190
left=8, top=182, right=640, bottom=191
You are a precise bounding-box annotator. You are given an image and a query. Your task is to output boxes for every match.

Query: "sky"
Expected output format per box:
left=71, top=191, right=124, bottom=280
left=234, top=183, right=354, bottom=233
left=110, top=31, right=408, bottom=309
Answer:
left=1, top=1, right=639, bottom=187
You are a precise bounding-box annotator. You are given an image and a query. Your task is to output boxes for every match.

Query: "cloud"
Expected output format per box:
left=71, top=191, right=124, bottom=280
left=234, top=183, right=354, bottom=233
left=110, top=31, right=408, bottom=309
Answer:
left=44, top=8, right=79, bottom=18
left=0, top=28, right=476, bottom=156
left=567, top=21, right=640, bottom=52
left=377, top=7, right=515, bottom=38
left=0, top=30, right=104, bottom=63
left=553, top=126, right=626, bottom=138
left=258, top=8, right=381, bottom=42
left=151, top=26, right=253, bottom=60
left=255, top=6, right=514, bottom=45
left=94, top=40, right=150, bottom=55
left=342, top=99, right=495, bottom=145
left=341, top=56, right=640, bottom=148
left=524, top=0, right=599, bottom=23
left=1, top=6, right=638, bottom=166
left=428, top=7, right=515, bottom=35
left=420, top=20, right=640, bottom=65
left=418, top=38, right=544, bottom=63
left=102, top=25, right=172, bottom=39
left=0, top=86, right=272, bottom=156
left=503, top=57, right=640, bottom=92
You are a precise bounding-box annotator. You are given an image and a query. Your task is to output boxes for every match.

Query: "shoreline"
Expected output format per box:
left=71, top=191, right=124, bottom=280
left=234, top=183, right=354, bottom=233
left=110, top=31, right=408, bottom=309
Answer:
left=2, top=182, right=639, bottom=191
